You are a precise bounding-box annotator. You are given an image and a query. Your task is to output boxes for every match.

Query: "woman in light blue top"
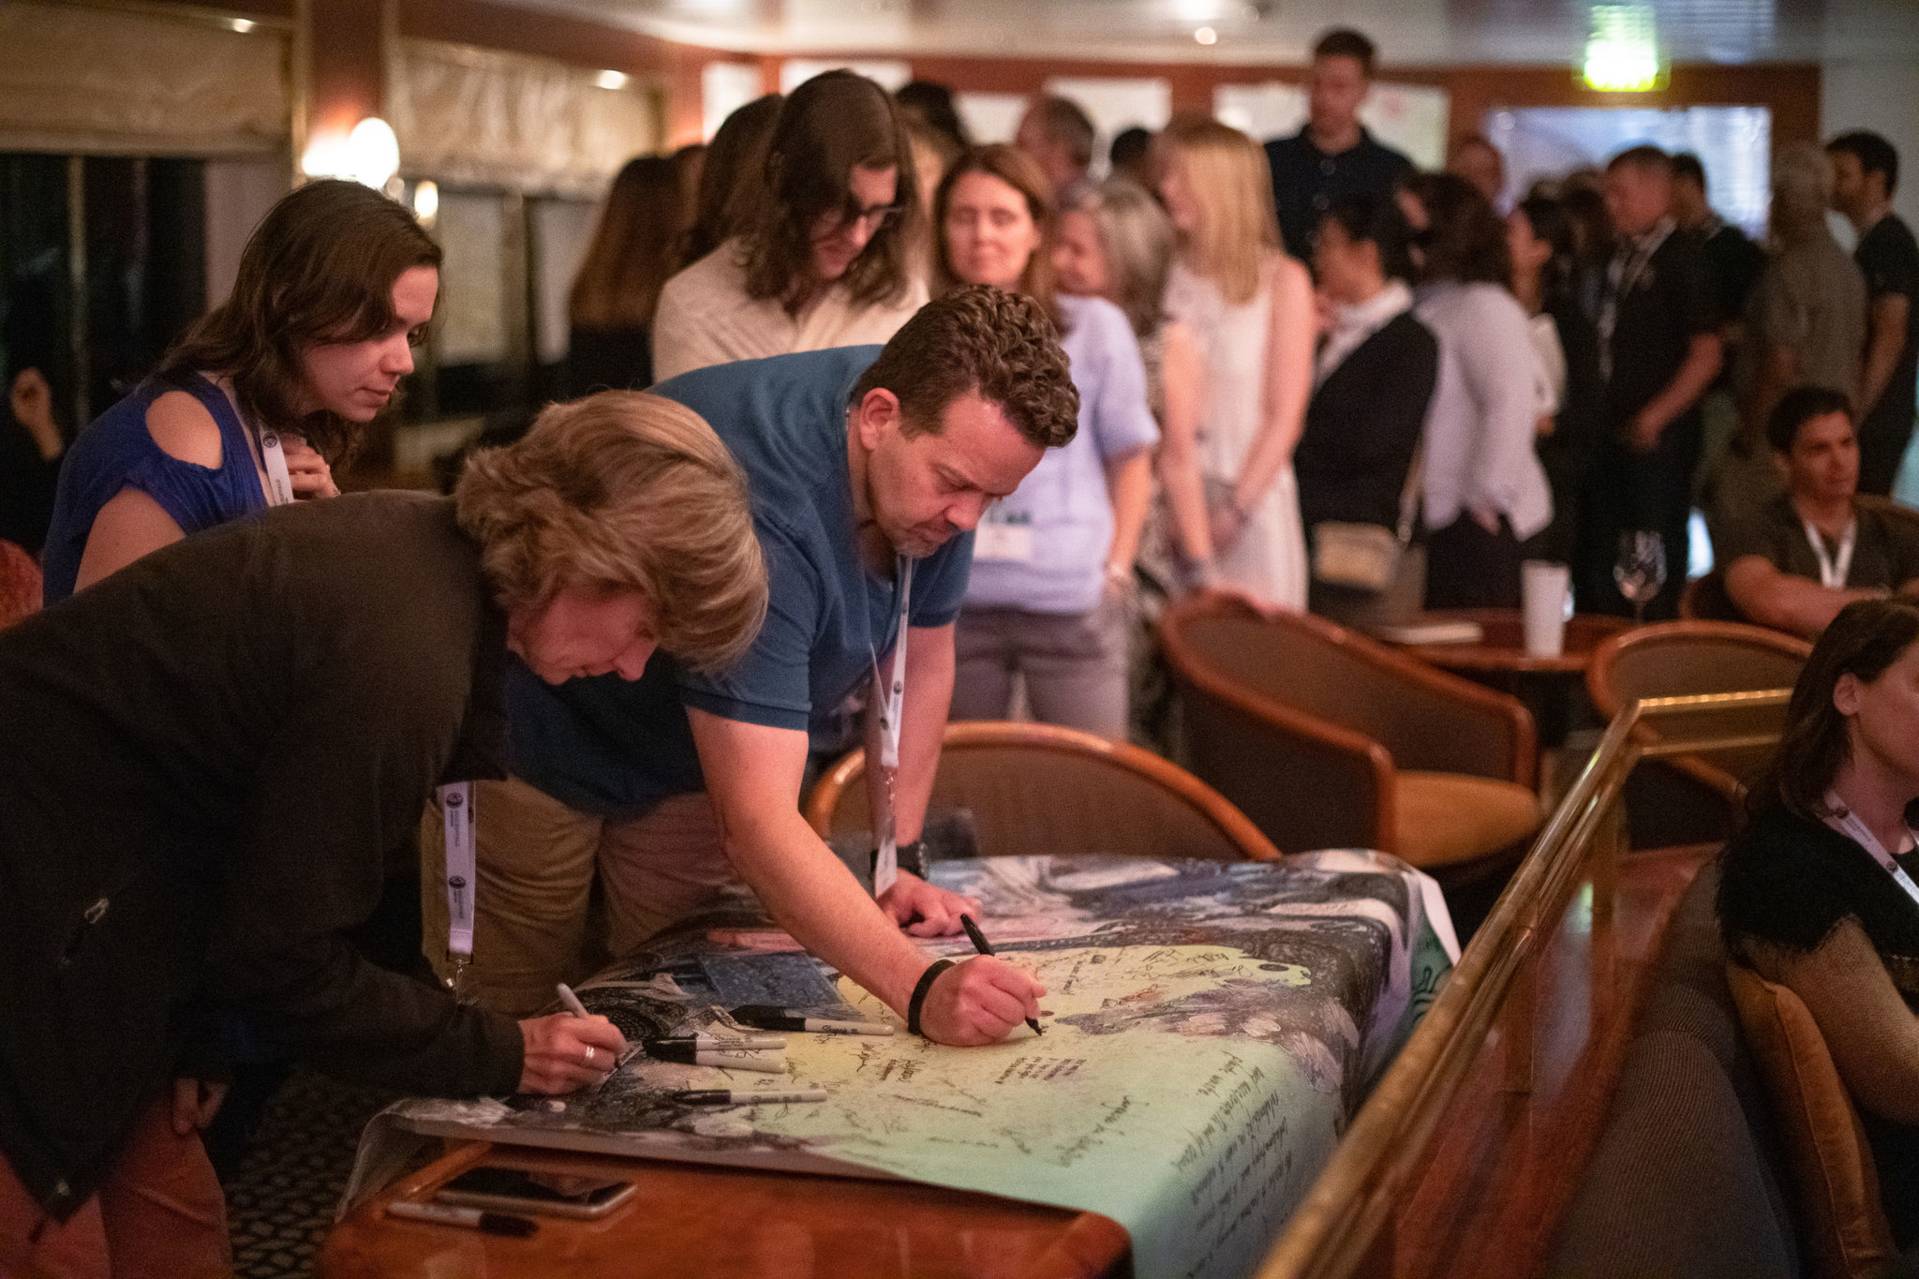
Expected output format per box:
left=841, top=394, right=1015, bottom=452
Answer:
left=43, top=179, right=440, bottom=603
left=937, top=146, right=1159, bottom=739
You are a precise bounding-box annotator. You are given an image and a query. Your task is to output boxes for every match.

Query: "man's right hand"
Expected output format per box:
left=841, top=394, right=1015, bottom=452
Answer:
left=915, top=956, right=1046, bottom=1046
left=517, top=1013, right=628, bottom=1093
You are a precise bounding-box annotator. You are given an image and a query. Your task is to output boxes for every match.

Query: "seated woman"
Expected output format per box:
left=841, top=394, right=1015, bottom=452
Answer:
left=1719, top=596, right=1919, bottom=1245
left=0, top=392, right=767, bottom=1274
left=42, top=178, right=439, bottom=602
left=1294, top=192, right=1439, bottom=627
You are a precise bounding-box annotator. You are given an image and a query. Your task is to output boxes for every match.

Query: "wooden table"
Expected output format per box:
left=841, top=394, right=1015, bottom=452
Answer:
left=320, top=1139, right=1130, bottom=1278
left=1385, top=609, right=1632, bottom=746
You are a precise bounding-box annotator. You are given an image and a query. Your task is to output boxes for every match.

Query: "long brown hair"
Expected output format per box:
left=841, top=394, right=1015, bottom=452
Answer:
left=739, top=70, right=918, bottom=313
left=933, top=145, right=1059, bottom=325
left=680, top=93, right=783, bottom=269
left=156, top=179, right=439, bottom=464
left=1755, top=598, right=1919, bottom=819
left=570, top=155, right=682, bottom=331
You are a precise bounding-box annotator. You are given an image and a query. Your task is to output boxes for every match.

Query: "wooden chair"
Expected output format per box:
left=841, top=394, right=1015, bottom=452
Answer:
left=803, top=720, right=1280, bottom=863
left=1726, top=964, right=1898, bottom=1278
left=1158, top=591, right=1541, bottom=876
left=1586, top=621, right=1811, bottom=846
left=0, top=540, right=41, bottom=629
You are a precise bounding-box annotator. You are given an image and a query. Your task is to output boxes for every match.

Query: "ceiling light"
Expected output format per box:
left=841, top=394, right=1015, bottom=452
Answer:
left=411, top=180, right=440, bottom=227
left=595, top=69, right=630, bottom=90
left=1194, top=25, right=1218, bottom=45
left=228, top=17, right=256, bottom=32
left=1582, top=5, right=1664, bottom=92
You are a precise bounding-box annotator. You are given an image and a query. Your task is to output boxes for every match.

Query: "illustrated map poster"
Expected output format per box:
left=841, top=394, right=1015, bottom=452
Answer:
left=356, top=851, right=1452, bottom=1279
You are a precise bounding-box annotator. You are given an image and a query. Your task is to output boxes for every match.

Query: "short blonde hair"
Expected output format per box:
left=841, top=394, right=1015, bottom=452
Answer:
left=1156, top=114, right=1280, bottom=306
left=455, top=392, right=768, bottom=673
left=1061, top=178, right=1174, bottom=338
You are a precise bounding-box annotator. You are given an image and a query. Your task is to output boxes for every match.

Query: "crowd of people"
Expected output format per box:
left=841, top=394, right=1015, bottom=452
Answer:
left=4, top=22, right=1919, bottom=1269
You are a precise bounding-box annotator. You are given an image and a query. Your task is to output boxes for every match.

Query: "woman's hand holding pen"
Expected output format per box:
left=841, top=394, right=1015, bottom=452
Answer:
left=915, top=957, right=1045, bottom=1046
left=516, top=1013, right=627, bottom=1093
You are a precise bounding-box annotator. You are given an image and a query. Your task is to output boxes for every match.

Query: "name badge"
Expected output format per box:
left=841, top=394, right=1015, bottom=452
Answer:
left=974, top=523, right=1035, bottom=563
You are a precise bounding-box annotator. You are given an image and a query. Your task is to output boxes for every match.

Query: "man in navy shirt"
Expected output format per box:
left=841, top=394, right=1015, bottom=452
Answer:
left=1265, top=28, right=1414, bottom=261
left=426, top=287, right=1082, bottom=1047
left=1829, top=130, right=1919, bottom=496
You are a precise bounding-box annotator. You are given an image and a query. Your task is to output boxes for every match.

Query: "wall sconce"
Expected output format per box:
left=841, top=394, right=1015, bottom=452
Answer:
left=301, top=116, right=402, bottom=193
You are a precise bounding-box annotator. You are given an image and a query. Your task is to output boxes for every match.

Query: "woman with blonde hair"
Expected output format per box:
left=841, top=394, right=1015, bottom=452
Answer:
left=1156, top=114, right=1316, bottom=610
left=0, top=390, right=766, bottom=1273
left=1055, top=179, right=1214, bottom=591
left=937, top=146, right=1158, bottom=738
left=566, top=153, right=684, bottom=396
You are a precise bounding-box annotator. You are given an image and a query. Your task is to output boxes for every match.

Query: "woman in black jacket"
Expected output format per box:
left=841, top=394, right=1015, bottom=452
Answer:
left=0, top=393, right=766, bottom=1272
left=1294, top=192, right=1440, bottom=626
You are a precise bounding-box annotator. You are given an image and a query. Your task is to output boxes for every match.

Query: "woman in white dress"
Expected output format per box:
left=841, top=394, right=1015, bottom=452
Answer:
left=1154, top=115, right=1316, bottom=610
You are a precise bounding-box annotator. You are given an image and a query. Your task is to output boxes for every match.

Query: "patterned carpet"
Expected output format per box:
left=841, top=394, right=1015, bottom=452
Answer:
left=225, top=1072, right=400, bottom=1279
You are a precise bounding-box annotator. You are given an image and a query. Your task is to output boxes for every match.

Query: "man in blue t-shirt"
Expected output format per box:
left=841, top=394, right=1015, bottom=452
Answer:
left=425, top=287, right=1081, bottom=1047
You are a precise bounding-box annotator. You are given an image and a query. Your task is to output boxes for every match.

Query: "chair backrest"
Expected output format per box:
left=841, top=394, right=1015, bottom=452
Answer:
left=1160, top=591, right=1533, bottom=784
left=1859, top=494, right=1919, bottom=544
left=0, top=540, right=41, bottom=630
left=803, top=720, right=1280, bottom=862
left=1726, top=964, right=1897, bottom=1279
left=1679, top=569, right=1742, bottom=622
left=1586, top=621, right=1810, bottom=797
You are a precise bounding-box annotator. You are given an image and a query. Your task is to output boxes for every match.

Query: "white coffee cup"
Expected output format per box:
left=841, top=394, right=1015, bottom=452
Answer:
left=1521, top=561, right=1571, bottom=658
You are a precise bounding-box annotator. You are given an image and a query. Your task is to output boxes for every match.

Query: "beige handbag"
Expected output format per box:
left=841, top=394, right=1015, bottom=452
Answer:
left=1311, top=454, right=1422, bottom=594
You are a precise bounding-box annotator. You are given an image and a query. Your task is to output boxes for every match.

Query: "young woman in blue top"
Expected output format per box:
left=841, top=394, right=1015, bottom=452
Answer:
left=43, top=178, right=440, bottom=602
left=936, top=145, right=1159, bottom=739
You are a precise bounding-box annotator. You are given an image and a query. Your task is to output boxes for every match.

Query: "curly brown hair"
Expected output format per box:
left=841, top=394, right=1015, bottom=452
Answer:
left=454, top=391, right=768, bottom=674
left=851, top=284, right=1078, bottom=450
left=156, top=179, right=440, bottom=466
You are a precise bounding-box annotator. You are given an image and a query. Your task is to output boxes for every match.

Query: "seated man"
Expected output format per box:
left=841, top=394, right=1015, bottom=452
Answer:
left=426, top=286, right=1081, bottom=1047
left=1721, top=385, right=1919, bottom=638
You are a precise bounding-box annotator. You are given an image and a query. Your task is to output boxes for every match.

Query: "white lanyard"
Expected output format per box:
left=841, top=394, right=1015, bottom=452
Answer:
left=1824, top=792, right=1919, bottom=911
left=258, top=430, right=295, bottom=508
left=869, top=555, right=913, bottom=897
left=440, top=781, right=477, bottom=991
left=1803, top=518, right=1857, bottom=590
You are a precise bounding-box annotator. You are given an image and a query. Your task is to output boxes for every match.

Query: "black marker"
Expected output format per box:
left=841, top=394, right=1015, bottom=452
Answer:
left=959, top=913, right=1044, bottom=1036
left=729, top=1005, right=893, bottom=1036
left=643, top=1040, right=786, bottom=1073
left=670, top=1087, right=828, bottom=1105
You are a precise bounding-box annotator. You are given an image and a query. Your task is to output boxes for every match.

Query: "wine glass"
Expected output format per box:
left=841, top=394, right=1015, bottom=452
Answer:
left=1613, top=531, right=1667, bottom=626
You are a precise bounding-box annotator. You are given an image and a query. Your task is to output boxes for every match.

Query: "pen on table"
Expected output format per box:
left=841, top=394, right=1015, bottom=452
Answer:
left=670, top=1087, right=828, bottom=1106
left=959, top=913, right=1044, bottom=1036
left=644, top=1040, right=788, bottom=1073
left=728, top=1005, right=893, bottom=1036
left=387, top=1199, right=537, bottom=1237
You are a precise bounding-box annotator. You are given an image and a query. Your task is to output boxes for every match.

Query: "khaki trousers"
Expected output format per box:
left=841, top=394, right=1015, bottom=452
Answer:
left=0, top=1097, right=229, bottom=1279
left=420, top=778, right=742, bottom=1017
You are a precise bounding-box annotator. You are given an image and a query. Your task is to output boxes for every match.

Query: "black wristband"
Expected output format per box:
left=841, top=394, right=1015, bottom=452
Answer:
left=906, top=958, right=956, bottom=1037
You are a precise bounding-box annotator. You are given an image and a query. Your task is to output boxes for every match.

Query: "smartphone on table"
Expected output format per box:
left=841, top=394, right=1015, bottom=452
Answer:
left=434, top=1166, right=637, bottom=1219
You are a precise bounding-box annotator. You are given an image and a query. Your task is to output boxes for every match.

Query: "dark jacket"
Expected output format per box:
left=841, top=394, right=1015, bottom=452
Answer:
left=1294, top=310, right=1440, bottom=536
left=0, top=492, right=521, bottom=1217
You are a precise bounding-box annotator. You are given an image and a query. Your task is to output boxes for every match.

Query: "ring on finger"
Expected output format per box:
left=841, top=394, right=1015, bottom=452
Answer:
left=583, top=1045, right=596, bottom=1065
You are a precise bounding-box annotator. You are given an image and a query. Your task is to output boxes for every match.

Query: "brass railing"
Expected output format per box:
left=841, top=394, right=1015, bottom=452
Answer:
left=1255, top=689, right=1792, bottom=1279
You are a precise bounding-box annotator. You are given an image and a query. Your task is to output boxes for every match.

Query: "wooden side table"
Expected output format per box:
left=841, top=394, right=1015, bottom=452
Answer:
left=1383, top=609, right=1632, bottom=746
left=321, top=1140, right=1131, bottom=1279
